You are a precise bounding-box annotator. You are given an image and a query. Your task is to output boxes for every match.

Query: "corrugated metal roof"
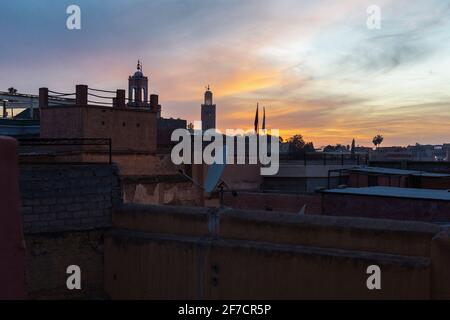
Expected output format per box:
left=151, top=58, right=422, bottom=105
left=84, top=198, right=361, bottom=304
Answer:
left=321, top=186, right=450, bottom=201
left=349, top=166, right=450, bottom=177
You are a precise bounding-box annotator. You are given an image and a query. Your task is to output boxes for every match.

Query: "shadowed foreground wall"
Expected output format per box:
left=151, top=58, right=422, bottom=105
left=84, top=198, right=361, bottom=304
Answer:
left=20, top=163, right=121, bottom=299
left=0, top=137, right=26, bottom=299
left=24, top=231, right=105, bottom=299
left=106, top=204, right=450, bottom=299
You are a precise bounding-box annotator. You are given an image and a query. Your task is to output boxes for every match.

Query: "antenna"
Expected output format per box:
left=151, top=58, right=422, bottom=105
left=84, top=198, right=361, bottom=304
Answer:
left=178, top=169, right=204, bottom=190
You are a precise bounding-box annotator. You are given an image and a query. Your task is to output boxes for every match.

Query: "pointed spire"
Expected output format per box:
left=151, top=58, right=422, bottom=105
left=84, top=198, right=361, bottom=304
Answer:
left=254, top=103, right=259, bottom=133
left=137, top=60, right=142, bottom=71
left=262, top=107, right=266, bottom=130
left=204, top=85, right=213, bottom=105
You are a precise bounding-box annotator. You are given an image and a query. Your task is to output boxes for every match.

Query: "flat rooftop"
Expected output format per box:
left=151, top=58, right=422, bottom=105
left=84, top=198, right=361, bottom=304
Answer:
left=321, top=186, right=450, bottom=201
left=349, top=166, right=450, bottom=177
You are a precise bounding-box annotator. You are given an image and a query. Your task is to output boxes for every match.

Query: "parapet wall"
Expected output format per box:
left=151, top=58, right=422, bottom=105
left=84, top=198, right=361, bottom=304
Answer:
left=107, top=204, right=450, bottom=299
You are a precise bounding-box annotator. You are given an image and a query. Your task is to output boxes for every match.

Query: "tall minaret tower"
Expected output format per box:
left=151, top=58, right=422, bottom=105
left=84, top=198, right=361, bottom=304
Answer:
left=201, top=85, right=216, bottom=131
left=128, top=60, right=149, bottom=108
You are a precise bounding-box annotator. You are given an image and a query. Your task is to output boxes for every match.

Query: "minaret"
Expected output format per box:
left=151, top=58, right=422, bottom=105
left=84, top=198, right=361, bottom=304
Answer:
left=128, top=60, right=149, bottom=108
left=201, top=85, right=216, bottom=131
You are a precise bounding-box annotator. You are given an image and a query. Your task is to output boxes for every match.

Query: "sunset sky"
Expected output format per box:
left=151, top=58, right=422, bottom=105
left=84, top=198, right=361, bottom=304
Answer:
left=1, top=0, right=450, bottom=147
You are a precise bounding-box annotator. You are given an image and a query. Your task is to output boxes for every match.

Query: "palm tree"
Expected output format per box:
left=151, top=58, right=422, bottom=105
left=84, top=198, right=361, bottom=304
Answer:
left=372, top=135, right=384, bottom=149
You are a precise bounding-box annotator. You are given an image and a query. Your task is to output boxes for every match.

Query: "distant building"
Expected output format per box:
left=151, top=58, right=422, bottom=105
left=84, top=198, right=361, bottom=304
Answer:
left=443, top=144, right=450, bottom=161
left=0, top=92, right=40, bottom=137
left=157, top=117, right=186, bottom=149
left=346, top=166, right=450, bottom=190
left=355, top=146, right=372, bottom=154
left=407, top=144, right=445, bottom=161
left=319, top=186, right=450, bottom=223
left=261, top=160, right=364, bottom=193
left=370, top=146, right=412, bottom=161
left=201, top=86, right=216, bottom=131
left=36, top=61, right=193, bottom=178
left=40, top=87, right=158, bottom=155
left=370, top=145, right=446, bottom=162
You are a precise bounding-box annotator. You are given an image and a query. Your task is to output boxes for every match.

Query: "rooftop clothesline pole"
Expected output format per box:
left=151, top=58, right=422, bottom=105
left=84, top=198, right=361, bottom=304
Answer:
left=2, top=100, right=6, bottom=118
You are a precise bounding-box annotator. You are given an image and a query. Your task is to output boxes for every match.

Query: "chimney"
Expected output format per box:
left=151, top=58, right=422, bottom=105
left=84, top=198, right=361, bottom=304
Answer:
left=116, top=89, right=126, bottom=108
left=76, top=85, right=88, bottom=106
left=2, top=101, right=7, bottom=118
left=39, top=88, right=49, bottom=109
left=150, top=94, right=159, bottom=109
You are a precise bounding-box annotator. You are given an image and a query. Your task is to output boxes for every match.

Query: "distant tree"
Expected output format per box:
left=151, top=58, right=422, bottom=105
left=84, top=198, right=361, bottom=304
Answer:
left=372, top=135, right=384, bottom=149
left=351, top=139, right=356, bottom=158
left=323, top=144, right=347, bottom=153
left=8, top=87, right=17, bottom=95
left=187, top=122, right=194, bottom=130
left=279, top=136, right=284, bottom=143
left=288, top=135, right=306, bottom=152
left=287, top=135, right=315, bottom=154
left=304, top=142, right=315, bottom=153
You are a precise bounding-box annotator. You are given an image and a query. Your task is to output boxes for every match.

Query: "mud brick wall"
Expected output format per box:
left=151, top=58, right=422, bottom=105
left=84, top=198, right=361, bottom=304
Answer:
left=19, top=163, right=122, bottom=299
left=20, top=164, right=121, bottom=233
left=25, top=230, right=106, bottom=299
left=107, top=204, right=450, bottom=299
left=122, top=175, right=202, bottom=206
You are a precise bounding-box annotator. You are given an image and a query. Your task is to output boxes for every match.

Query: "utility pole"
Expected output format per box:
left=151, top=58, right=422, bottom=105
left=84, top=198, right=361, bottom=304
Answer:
left=2, top=101, right=6, bottom=118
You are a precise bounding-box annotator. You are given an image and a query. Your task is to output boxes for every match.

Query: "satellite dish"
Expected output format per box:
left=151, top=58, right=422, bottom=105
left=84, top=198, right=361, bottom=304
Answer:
left=298, top=205, right=307, bottom=215
left=204, top=145, right=227, bottom=193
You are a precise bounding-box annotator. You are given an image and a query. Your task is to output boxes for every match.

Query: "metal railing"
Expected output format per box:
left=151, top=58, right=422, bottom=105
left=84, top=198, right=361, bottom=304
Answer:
left=87, top=87, right=116, bottom=107
left=280, top=152, right=369, bottom=166
left=47, top=90, right=76, bottom=107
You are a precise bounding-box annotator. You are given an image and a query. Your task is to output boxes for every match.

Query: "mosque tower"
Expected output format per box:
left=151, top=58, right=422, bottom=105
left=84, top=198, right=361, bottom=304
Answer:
left=128, top=60, right=149, bottom=108
left=127, top=60, right=161, bottom=117
left=201, top=85, right=216, bottom=131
